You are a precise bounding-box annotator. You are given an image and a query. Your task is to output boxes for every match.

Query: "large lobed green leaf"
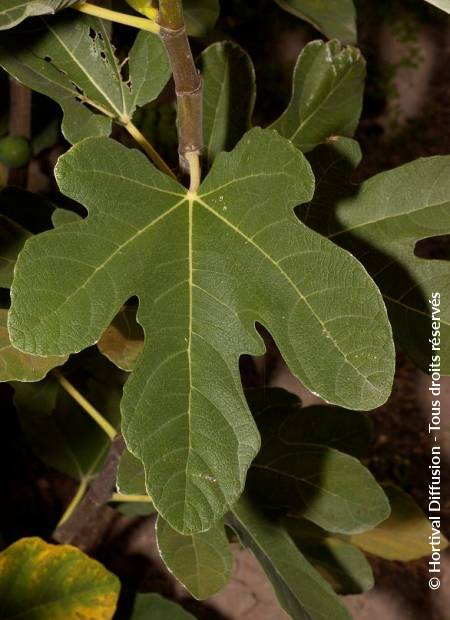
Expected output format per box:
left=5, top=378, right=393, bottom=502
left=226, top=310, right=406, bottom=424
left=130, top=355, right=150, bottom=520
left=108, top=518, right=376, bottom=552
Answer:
left=0, top=14, right=170, bottom=144
left=271, top=39, right=365, bottom=153
left=302, top=137, right=450, bottom=373
left=9, top=128, right=394, bottom=534
left=273, top=0, right=356, bottom=43
left=0, top=537, right=119, bottom=619
left=0, top=308, right=67, bottom=381
left=0, top=0, right=78, bottom=30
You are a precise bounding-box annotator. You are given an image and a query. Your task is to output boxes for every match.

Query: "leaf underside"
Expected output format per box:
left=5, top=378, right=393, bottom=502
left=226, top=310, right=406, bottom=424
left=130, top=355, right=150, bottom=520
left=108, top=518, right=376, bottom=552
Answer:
left=9, top=128, right=394, bottom=534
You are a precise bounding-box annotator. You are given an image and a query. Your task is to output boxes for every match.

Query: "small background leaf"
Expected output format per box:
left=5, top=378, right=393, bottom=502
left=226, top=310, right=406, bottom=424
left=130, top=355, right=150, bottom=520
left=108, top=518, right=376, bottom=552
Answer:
left=52, top=207, right=83, bottom=228
left=227, top=495, right=352, bottom=620
left=184, top=0, right=220, bottom=37
left=131, top=593, right=195, bottom=620
left=98, top=305, right=144, bottom=371
left=286, top=518, right=374, bottom=594
left=273, top=0, right=356, bottom=43
left=156, top=516, right=233, bottom=599
left=0, top=537, right=119, bottom=619
left=0, top=215, right=30, bottom=288
left=117, top=448, right=147, bottom=495
left=0, top=15, right=170, bottom=144
left=250, top=442, right=390, bottom=534
left=271, top=40, right=365, bottom=152
left=246, top=387, right=372, bottom=458
left=200, top=41, right=256, bottom=164
left=248, top=388, right=389, bottom=534
left=303, top=137, right=450, bottom=373
left=0, top=0, right=79, bottom=30
left=351, top=485, right=449, bottom=561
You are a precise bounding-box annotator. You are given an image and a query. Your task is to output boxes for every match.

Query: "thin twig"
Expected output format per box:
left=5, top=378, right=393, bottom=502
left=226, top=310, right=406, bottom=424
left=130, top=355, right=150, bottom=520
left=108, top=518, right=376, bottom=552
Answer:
left=110, top=493, right=153, bottom=503
left=54, top=370, right=117, bottom=441
left=124, top=120, right=177, bottom=180
left=72, top=2, right=160, bottom=33
left=57, top=477, right=89, bottom=527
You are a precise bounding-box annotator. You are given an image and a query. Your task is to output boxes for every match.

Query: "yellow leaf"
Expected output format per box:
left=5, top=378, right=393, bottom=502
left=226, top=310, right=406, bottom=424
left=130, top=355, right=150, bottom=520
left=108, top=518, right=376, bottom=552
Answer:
left=351, top=485, right=449, bottom=561
left=0, top=537, right=120, bottom=619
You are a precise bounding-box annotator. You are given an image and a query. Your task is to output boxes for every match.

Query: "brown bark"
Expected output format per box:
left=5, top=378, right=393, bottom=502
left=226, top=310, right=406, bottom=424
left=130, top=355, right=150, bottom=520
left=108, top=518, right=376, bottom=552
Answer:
left=158, top=0, right=203, bottom=174
left=53, top=435, right=125, bottom=547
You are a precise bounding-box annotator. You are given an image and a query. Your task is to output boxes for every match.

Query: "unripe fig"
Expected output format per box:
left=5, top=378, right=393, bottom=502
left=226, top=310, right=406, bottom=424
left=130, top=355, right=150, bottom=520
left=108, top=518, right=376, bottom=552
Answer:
left=0, top=135, right=31, bottom=168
